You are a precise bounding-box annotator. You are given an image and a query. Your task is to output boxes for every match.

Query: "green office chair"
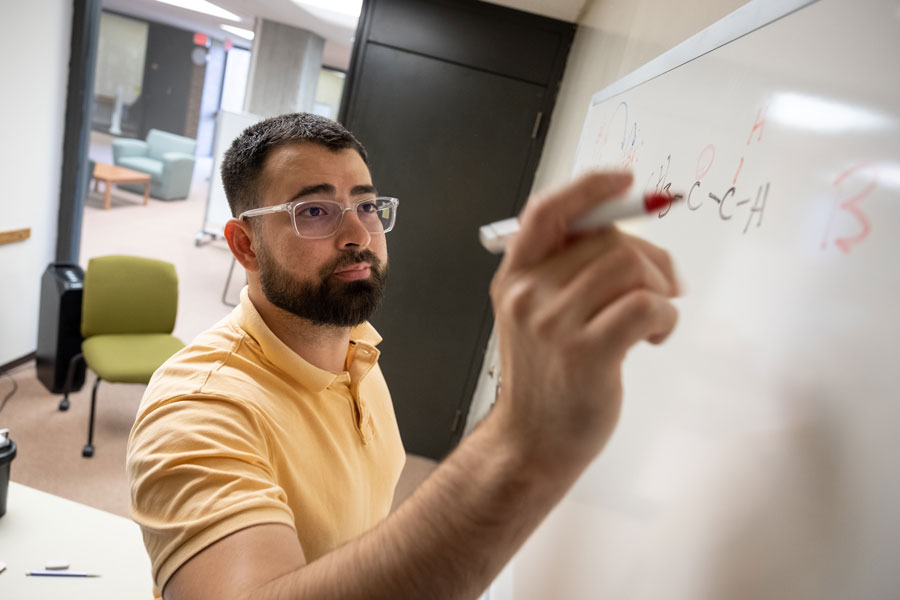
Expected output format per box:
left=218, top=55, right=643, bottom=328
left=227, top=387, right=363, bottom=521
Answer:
left=80, top=255, right=184, bottom=457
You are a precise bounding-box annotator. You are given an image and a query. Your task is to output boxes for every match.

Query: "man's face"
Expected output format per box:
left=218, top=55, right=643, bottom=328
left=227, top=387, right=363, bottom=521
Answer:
left=252, top=142, right=389, bottom=327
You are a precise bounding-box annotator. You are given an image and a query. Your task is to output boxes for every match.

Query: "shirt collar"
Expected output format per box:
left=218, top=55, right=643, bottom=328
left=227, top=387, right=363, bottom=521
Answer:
left=350, top=320, right=382, bottom=348
left=236, top=287, right=381, bottom=394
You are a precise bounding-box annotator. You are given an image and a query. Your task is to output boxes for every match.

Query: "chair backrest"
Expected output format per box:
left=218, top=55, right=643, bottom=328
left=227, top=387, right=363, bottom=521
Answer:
left=81, top=255, right=179, bottom=338
left=145, top=129, right=197, bottom=162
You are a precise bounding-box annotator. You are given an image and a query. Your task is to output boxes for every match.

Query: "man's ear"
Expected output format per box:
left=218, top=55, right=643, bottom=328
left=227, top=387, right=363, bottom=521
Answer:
left=224, top=218, right=260, bottom=272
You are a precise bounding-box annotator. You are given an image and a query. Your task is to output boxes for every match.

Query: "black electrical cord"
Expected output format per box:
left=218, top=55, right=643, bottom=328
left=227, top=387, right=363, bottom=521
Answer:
left=0, top=362, right=31, bottom=416
left=0, top=373, right=18, bottom=415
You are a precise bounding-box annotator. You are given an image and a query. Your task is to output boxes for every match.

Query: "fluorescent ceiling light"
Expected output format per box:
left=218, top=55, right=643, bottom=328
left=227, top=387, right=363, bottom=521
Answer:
left=291, top=0, right=363, bottom=18
left=221, top=24, right=254, bottom=40
left=153, top=0, right=241, bottom=22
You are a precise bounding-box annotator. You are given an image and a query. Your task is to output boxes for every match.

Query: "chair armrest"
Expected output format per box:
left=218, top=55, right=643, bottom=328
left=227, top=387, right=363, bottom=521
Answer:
left=159, top=152, right=197, bottom=199
left=161, top=152, right=195, bottom=177
left=112, top=139, right=148, bottom=163
left=161, top=152, right=195, bottom=166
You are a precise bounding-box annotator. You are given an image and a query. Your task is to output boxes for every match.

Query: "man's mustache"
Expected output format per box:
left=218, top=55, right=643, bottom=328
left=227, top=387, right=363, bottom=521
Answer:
left=320, top=249, right=383, bottom=278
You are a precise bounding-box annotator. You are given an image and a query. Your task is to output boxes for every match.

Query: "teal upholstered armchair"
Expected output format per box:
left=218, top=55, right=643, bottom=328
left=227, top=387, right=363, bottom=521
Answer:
left=112, top=129, right=197, bottom=200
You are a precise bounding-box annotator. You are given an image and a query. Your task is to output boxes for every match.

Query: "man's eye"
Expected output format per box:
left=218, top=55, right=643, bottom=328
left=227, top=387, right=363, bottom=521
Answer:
left=299, top=204, right=329, bottom=218
left=359, top=202, right=377, bottom=213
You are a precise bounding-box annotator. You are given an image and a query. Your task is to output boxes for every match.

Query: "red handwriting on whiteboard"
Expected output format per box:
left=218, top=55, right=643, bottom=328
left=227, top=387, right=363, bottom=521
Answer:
left=733, top=106, right=767, bottom=185
left=696, top=144, right=715, bottom=180
left=747, top=106, right=766, bottom=143
left=821, top=164, right=877, bottom=253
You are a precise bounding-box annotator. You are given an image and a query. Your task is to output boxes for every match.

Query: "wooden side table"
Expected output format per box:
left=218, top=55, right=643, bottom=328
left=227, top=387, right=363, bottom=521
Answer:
left=91, top=163, right=151, bottom=210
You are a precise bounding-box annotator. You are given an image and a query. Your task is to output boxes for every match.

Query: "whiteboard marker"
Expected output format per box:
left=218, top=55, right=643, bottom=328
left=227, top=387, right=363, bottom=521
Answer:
left=479, top=191, right=678, bottom=254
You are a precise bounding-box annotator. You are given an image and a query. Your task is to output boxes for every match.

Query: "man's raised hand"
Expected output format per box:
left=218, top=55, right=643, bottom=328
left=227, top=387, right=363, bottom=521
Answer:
left=489, top=171, right=680, bottom=475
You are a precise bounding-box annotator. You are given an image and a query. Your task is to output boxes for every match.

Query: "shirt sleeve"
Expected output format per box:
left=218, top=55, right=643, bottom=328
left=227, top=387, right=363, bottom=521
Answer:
left=126, top=394, right=296, bottom=591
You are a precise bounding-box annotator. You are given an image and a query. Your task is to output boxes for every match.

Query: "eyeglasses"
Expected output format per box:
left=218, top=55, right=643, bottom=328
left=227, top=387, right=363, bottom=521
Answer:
left=238, top=196, right=399, bottom=240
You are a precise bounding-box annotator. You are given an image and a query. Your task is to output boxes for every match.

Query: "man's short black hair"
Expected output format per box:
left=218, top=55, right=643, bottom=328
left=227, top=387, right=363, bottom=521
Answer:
left=221, top=112, right=368, bottom=217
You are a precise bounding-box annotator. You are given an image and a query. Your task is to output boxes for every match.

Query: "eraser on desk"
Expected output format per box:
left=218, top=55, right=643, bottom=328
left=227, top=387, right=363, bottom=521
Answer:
left=45, top=560, right=70, bottom=570
left=0, top=561, right=7, bottom=574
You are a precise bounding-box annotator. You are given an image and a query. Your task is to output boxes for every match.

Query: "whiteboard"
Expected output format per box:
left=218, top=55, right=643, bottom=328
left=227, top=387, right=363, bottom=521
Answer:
left=197, top=110, right=261, bottom=242
left=502, top=0, right=900, bottom=598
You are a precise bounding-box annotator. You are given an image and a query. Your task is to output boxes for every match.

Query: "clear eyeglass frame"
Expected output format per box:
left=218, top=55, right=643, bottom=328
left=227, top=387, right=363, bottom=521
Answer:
left=238, top=196, right=399, bottom=240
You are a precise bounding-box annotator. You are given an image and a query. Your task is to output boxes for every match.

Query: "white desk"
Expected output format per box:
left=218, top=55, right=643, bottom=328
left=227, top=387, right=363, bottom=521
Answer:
left=0, top=482, right=154, bottom=599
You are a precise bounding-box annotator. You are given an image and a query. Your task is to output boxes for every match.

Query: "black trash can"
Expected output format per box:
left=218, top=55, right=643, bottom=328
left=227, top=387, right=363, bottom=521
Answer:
left=36, top=263, right=85, bottom=394
left=0, top=429, right=16, bottom=518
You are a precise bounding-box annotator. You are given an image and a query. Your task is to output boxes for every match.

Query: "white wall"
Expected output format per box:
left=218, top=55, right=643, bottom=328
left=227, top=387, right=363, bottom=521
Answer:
left=0, top=2, right=73, bottom=365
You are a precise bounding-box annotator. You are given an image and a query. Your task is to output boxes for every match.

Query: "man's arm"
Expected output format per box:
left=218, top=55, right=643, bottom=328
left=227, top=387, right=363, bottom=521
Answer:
left=165, top=171, right=680, bottom=600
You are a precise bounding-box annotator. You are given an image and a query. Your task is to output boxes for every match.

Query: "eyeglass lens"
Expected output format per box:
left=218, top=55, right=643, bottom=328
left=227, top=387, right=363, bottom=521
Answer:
left=292, top=198, right=396, bottom=238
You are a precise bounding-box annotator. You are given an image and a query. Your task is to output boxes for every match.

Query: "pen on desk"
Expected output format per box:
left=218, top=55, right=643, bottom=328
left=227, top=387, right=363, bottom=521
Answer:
left=26, top=570, right=101, bottom=577
left=479, top=190, right=680, bottom=254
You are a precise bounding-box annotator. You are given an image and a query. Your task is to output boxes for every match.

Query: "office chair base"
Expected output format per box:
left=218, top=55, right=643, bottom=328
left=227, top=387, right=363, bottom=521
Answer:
left=59, top=396, right=70, bottom=411
left=82, top=444, right=95, bottom=458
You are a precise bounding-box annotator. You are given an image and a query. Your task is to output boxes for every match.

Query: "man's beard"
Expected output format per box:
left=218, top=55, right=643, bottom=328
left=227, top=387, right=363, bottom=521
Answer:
left=257, top=245, right=388, bottom=328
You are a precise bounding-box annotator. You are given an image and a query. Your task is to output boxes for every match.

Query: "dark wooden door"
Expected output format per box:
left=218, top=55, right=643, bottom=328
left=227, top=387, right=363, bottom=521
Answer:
left=342, top=0, right=573, bottom=459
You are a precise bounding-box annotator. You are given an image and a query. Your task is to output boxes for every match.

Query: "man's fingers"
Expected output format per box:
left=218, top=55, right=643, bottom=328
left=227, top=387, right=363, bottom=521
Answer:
left=512, top=227, right=622, bottom=300
left=586, top=290, right=679, bottom=360
left=530, top=235, right=675, bottom=336
left=625, top=233, right=682, bottom=296
left=504, top=171, right=633, bottom=271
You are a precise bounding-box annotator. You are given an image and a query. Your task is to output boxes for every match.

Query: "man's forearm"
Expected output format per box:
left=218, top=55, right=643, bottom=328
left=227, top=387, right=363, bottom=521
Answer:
left=248, top=412, right=581, bottom=600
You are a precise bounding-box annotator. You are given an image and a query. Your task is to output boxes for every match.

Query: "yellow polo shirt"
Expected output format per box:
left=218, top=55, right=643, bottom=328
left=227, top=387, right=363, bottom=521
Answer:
left=126, top=287, right=406, bottom=594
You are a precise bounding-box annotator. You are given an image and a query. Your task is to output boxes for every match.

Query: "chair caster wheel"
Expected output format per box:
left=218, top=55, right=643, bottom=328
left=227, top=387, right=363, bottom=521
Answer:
left=82, top=445, right=95, bottom=458
left=59, top=398, right=70, bottom=411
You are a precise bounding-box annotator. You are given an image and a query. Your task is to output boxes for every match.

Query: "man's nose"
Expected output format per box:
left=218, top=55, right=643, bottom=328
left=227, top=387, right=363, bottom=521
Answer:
left=334, top=207, right=372, bottom=248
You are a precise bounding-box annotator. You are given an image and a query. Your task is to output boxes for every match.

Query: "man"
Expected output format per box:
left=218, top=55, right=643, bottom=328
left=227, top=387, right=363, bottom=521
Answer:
left=127, top=113, right=679, bottom=599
